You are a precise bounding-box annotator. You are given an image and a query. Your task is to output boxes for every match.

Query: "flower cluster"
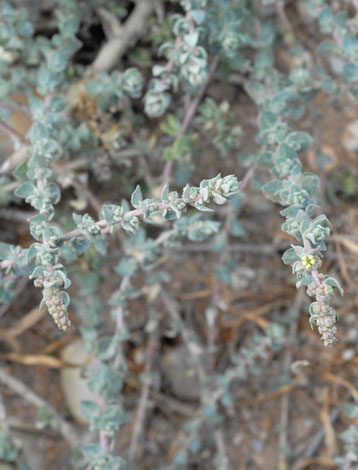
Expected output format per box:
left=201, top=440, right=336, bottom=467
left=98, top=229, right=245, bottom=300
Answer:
left=307, top=281, right=337, bottom=345
left=301, top=255, right=317, bottom=270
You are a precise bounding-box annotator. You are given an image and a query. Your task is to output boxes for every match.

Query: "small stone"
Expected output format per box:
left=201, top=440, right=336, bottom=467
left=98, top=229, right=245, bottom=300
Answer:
left=342, top=349, right=355, bottom=361
left=60, top=340, right=97, bottom=424
left=160, top=345, right=200, bottom=401
left=343, top=120, right=358, bottom=152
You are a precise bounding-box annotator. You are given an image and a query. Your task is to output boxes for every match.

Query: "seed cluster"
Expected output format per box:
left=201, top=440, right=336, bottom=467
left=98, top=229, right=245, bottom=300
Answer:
left=307, top=276, right=338, bottom=346
left=34, top=275, right=71, bottom=331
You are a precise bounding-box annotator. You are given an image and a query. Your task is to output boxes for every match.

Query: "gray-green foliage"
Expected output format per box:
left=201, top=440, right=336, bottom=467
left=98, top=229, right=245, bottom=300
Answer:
left=144, top=0, right=209, bottom=117
left=336, top=403, right=358, bottom=469
left=0, top=0, right=355, bottom=468
left=198, top=98, right=242, bottom=156
left=0, top=431, right=18, bottom=463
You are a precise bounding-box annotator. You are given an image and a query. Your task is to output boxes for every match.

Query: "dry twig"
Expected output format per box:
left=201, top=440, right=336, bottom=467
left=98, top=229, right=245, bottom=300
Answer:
left=0, top=365, right=79, bottom=445
left=91, top=1, right=155, bottom=72
left=278, top=289, right=305, bottom=470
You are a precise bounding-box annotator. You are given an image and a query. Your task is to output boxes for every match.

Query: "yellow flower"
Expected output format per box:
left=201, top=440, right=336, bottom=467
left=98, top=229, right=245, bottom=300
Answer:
left=301, top=255, right=316, bottom=270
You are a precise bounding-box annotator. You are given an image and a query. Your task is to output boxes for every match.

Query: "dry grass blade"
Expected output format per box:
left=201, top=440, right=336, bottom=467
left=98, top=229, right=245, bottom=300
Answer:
left=0, top=307, right=45, bottom=340
left=179, top=288, right=213, bottom=300
left=324, top=372, right=358, bottom=402
left=0, top=352, right=64, bottom=369
left=39, top=336, right=77, bottom=355
left=333, top=235, right=358, bottom=256
left=225, top=299, right=289, bottom=330
left=334, top=239, right=356, bottom=293
left=240, top=373, right=304, bottom=406
left=320, top=388, right=338, bottom=458
left=294, top=456, right=338, bottom=469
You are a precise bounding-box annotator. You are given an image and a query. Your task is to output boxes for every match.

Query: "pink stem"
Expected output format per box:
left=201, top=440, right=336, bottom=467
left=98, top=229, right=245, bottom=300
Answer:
left=162, top=56, right=220, bottom=185
left=97, top=393, right=110, bottom=454
left=129, top=332, right=157, bottom=460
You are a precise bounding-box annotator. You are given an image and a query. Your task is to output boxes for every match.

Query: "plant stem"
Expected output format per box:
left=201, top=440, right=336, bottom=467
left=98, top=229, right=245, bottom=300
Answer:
left=129, top=331, right=157, bottom=461
left=97, top=392, right=111, bottom=454
left=162, top=56, right=220, bottom=185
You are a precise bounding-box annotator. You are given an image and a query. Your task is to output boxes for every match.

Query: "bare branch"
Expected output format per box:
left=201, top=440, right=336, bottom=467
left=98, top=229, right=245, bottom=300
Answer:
left=91, top=1, right=155, bottom=72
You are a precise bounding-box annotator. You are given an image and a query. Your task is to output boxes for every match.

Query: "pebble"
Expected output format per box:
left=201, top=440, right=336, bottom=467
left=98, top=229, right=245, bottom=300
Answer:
left=160, top=345, right=200, bottom=401
left=60, top=340, right=97, bottom=424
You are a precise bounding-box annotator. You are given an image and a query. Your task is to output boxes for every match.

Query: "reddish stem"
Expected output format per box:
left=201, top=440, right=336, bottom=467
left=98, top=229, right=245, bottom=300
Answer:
left=129, top=332, right=157, bottom=460
left=162, top=56, right=220, bottom=185
left=97, top=393, right=111, bottom=454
